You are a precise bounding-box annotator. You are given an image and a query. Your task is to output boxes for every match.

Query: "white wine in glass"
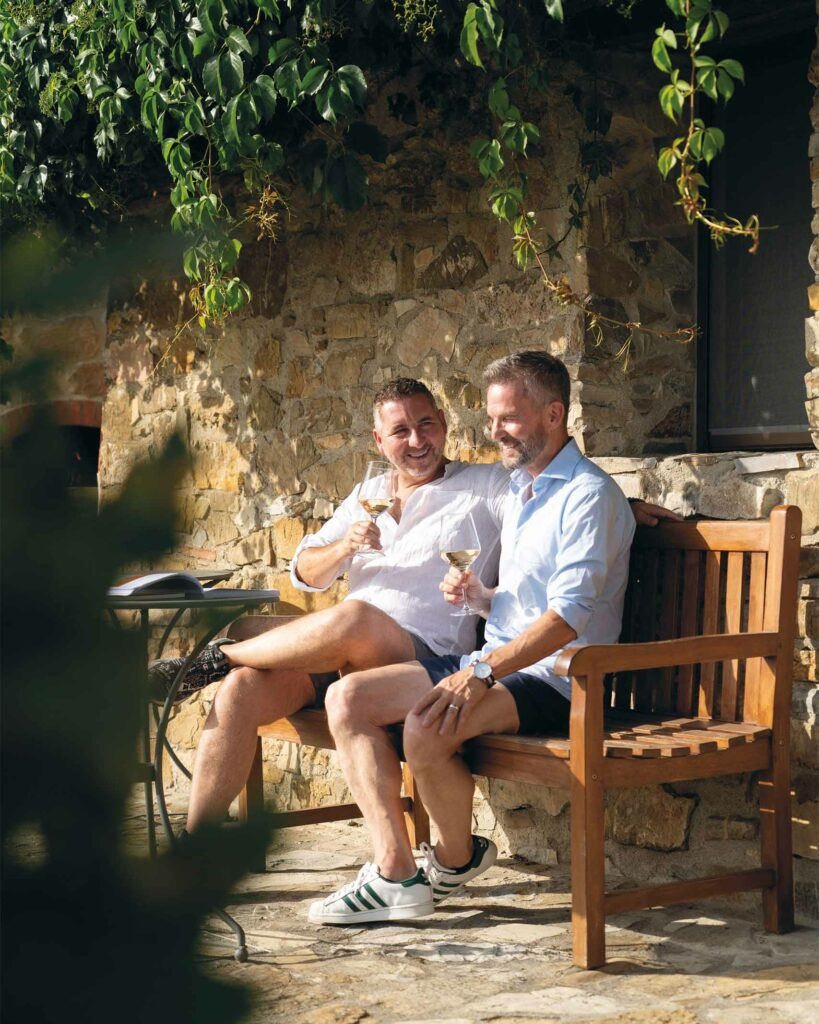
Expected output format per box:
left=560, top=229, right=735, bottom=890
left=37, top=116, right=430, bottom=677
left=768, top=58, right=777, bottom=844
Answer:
left=357, top=459, right=394, bottom=557
left=440, top=511, right=481, bottom=616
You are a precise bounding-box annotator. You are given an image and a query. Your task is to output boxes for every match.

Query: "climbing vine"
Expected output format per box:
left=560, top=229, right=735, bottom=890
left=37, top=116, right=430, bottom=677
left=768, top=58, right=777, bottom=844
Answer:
left=0, top=0, right=759, bottom=342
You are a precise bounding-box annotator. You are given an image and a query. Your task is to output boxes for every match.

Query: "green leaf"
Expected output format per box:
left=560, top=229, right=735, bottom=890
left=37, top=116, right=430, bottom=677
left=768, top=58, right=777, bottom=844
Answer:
left=657, top=147, right=677, bottom=179
left=714, top=10, right=730, bottom=37
left=719, top=58, right=744, bottom=82
left=253, top=74, right=278, bottom=118
left=716, top=68, right=735, bottom=101
left=268, top=37, right=298, bottom=63
left=696, top=66, right=718, bottom=101
left=665, top=0, right=684, bottom=14
left=544, top=0, right=564, bottom=22
left=488, top=78, right=509, bottom=117
left=460, top=7, right=484, bottom=70
left=226, top=28, right=252, bottom=55
left=327, top=152, right=368, bottom=211
left=475, top=138, right=503, bottom=178
left=184, top=100, right=206, bottom=134
left=651, top=37, right=672, bottom=73
left=197, top=0, right=225, bottom=38
left=220, top=49, right=244, bottom=95
left=336, top=66, right=367, bottom=107
left=346, top=122, right=389, bottom=162
left=300, top=64, right=329, bottom=96
left=489, top=184, right=522, bottom=223
left=222, top=94, right=242, bottom=148
left=202, top=54, right=222, bottom=100
left=274, top=60, right=301, bottom=104
left=316, top=79, right=354, bottom=124
left=659, top=83, right=683, bottom=121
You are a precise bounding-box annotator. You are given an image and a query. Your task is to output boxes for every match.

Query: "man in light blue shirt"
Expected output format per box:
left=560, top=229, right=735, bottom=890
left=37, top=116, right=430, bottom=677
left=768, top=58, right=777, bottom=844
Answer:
left=311, top=351, right=636, bottom=925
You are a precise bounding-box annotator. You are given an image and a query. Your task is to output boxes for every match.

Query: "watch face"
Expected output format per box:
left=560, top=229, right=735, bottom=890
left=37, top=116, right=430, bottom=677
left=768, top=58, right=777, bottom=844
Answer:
left=473, top=662, right=491, bottom=680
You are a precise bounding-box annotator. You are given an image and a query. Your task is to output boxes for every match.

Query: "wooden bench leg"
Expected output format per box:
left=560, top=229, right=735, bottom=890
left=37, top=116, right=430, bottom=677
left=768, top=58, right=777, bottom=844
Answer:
left=759, top=759, right=794, bottom=933
left=238, top=735, right=267, bottom=873
left=570, top=673, right=606, bottom=969
left=402, top=763, right=431, bottom=849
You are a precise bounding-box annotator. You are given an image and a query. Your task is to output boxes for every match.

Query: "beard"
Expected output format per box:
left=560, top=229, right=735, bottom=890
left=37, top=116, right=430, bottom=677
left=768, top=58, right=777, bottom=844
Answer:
left=496, top=431, right=548, bottom=469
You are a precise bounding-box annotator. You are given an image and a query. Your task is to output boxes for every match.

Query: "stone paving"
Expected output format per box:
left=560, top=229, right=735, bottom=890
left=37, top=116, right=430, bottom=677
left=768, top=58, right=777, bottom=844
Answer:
left=131, top=808, right=819, bottom=1024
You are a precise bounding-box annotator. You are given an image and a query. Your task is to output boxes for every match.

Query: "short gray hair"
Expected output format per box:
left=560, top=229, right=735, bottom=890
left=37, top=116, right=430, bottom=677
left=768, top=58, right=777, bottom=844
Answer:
left=483, top=351, right=570, bottom=415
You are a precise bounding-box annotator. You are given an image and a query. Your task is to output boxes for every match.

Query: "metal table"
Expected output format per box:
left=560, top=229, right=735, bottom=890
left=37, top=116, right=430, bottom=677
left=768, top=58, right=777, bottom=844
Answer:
left=105, top=584, right=279, bottom=961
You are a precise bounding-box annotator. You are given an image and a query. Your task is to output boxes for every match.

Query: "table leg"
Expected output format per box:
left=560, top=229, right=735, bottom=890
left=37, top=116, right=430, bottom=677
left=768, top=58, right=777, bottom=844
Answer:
left=141, top=609, right=158, bottom=858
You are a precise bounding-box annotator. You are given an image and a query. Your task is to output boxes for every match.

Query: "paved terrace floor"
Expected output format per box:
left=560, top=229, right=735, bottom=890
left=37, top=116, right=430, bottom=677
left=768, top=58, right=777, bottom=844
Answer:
left=120, top=804, right=818, bottom=1024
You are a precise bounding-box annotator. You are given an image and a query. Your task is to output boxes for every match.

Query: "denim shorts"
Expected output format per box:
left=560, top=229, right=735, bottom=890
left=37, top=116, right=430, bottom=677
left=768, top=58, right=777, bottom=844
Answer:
left=309, top=631, right=438, bottom=709
left=418, top=655, right=570, bottom=735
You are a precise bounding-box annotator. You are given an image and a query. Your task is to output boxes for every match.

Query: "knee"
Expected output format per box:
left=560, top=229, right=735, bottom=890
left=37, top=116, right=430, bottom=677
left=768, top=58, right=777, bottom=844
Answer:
left=402, top=713, right=452, bottom=772
left=211, top=666, right=266, bottom=718
left=324, top=672, right=370, bottom=732
left=336, top=598, right=381, bottom=631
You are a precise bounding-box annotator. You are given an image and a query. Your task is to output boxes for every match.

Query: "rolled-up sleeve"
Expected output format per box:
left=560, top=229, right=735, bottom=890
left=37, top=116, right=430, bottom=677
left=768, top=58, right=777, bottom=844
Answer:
left=546, top=484, right=633, bottom=637
left=289, top=490, right=359, bottom=592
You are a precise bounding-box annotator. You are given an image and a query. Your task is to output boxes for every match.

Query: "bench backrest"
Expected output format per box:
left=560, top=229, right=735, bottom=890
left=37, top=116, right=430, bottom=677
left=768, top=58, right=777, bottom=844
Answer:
left=614, top=505, right=801, bottom=724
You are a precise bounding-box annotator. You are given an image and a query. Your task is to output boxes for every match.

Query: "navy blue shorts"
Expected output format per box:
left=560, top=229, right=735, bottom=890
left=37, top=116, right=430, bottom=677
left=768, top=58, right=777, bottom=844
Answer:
left=418, top=655, right=570, bottom=736
left=309, top=631, right=438, bottom=709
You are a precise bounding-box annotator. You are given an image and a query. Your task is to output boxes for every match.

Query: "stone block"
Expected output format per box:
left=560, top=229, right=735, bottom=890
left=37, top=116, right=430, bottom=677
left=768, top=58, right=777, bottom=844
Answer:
left=273, top=517, right=307, bottom=561
left=394, top=306, right=459, bottom=366
left=253, top=338, right=282, bottom=379
left=325, top=303, right=377, bottom=340
left=734, top=452, right=804, bottom=474
left=226, top=528, right=273, bottom=566
left=285, top=356, right=323, bottom=399
left=585, top=249, right=640, bottom=298
left=793, top=795, right=819, bottom=860
left=19, top=313, right=105, bottom=363
left=784, top=469, right=819, bottom=534
left=269, top=570, right=347, bottom=614
left=807, top=315, right=819, bottom=367
left=204, top=510, right=240, bottom=546
left=605, top=786, right=696, bottom=851
left=417, top=235, right=488, bottom=291
left=806, top=367, right=819, bottom=400
left=310, top=276, right=340, bottom=306
left=66, top=361, right=106, bottom=398
left=798, top=597, right=819, bottom=643
left=809, top=284, right=819, bottom=312
left=324, top=343, right=375, bottom=388
left=190, top=443, right=249, bottom=492
left=794, top=646, right=818, bottom=683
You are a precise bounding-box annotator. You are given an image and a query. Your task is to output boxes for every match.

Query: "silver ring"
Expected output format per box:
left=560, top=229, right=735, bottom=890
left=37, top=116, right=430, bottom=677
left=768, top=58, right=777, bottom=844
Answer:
left=447, top=703, right=460, bottom=712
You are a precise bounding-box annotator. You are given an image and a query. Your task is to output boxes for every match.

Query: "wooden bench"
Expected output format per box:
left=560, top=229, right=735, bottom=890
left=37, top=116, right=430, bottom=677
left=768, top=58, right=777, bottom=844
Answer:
left=236, top=505, right=801, bottom=968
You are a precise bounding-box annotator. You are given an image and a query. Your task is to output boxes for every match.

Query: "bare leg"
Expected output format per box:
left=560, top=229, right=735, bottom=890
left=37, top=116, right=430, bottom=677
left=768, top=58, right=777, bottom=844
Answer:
left=325, top=664, right=433, bottom=880
left=402, top=686, right=519, bottom=869
left=186, top=665, right=315, bottom=831
left=223, top=600, right=417, bottom=674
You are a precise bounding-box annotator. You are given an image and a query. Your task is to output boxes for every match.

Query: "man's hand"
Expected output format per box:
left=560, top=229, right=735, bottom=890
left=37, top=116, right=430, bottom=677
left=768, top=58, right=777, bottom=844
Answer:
left=343, top=518, right=382, bottom=555
left=411, top=666, right=490, bottom=736
left=439, top=567, right=492, bottom=617
left=630, top=500, right=683, bottom=527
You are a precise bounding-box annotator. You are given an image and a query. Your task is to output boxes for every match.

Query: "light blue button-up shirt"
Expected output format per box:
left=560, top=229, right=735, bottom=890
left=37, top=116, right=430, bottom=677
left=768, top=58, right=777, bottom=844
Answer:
left=460, top=438, right=635, bottom=700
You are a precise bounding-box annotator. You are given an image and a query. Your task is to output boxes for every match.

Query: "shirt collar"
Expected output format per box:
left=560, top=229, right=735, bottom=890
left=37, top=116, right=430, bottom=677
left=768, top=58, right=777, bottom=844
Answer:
left=509, top=438, right=584, bottom=494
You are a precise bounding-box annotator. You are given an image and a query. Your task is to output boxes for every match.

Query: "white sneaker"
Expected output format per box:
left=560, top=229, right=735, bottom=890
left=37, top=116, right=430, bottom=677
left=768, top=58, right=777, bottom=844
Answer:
left=308, top=863, right=434, bottom=925
left=420, top=835, right=497, bottom=904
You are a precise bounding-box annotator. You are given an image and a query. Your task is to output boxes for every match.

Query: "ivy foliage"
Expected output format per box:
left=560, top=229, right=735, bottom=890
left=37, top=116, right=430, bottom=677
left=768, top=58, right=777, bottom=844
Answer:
left=1, top=0, right=754, bottom=329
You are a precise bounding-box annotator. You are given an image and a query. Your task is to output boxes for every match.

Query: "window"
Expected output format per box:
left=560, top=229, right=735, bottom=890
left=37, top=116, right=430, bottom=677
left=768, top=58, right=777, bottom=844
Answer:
left=699, top=31, right=814, bottom=451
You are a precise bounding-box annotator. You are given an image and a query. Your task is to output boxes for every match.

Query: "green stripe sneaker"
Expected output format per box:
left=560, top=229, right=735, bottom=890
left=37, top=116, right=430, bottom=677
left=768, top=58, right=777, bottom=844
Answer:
left=420, top=835, right=497, bottom=904
left=308, top=862, right=434, bottom=925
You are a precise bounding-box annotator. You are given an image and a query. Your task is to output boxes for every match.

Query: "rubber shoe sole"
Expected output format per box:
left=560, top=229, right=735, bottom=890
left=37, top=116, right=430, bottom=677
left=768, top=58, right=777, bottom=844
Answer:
left=308, top=899, right=433, bottom=925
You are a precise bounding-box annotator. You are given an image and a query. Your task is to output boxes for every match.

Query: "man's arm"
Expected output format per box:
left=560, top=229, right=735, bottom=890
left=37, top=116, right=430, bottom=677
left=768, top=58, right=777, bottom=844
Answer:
left=413, top=608, right=576, bottom=734
left=296, top=523, right=377, bottom=589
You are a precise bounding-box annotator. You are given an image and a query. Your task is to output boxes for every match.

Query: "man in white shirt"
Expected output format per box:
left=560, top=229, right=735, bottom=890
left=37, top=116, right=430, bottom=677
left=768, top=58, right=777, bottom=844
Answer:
left=308, top=352, right=637, bottom=925
left=153, top=378, right=510, bottom=834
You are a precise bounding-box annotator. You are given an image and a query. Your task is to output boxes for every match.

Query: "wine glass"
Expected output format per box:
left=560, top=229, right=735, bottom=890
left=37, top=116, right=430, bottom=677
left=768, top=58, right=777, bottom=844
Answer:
left=439, top=511, right=481, bottom=616
left=356, top=459, right=395, bottom=558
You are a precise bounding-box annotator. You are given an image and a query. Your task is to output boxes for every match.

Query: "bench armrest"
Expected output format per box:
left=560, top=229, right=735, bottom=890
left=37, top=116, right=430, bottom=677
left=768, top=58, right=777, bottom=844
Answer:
left=554, top=631, right=779, bottom=677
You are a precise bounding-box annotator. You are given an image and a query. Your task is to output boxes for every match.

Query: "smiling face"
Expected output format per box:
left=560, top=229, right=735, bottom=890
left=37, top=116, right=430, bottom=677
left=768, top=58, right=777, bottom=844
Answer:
left=373, top=393, right=448, bottom=482
left=486, top=380, right=567, bottom=476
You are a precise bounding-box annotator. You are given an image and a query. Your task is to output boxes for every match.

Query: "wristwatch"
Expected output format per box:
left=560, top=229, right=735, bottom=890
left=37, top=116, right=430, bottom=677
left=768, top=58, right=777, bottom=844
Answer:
left=471, top=660, right=497, bottom=688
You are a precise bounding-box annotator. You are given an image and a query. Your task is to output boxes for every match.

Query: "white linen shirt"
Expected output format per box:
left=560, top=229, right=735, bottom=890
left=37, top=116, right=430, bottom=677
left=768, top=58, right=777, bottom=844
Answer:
left=461, top=438, right=635, bottom=700
left=290, top=461, right=511, bottom=655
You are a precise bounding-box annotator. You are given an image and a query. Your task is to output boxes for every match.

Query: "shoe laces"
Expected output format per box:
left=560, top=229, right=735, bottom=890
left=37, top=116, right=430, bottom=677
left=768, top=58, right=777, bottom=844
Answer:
left=326, top=862, right=379, bottom=903
left=419, top=842, right=450, bottom=885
